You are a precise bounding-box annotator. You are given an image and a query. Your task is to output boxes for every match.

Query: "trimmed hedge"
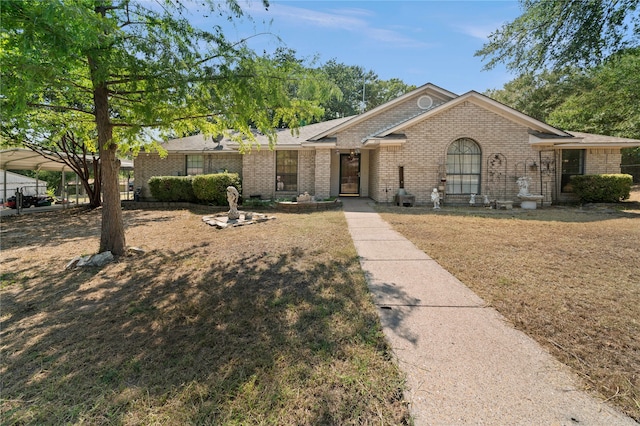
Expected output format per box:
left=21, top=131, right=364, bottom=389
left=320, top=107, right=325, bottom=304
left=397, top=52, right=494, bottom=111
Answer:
left=570, top=174, right=632, bottom=203
left=193, top=173, right=241, bottom=205
left=148, top=176, right=196, bottom=202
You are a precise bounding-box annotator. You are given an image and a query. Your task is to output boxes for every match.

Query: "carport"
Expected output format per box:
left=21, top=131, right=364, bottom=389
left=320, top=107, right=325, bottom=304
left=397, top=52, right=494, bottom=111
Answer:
left=0, top=148, right=133, bottom=206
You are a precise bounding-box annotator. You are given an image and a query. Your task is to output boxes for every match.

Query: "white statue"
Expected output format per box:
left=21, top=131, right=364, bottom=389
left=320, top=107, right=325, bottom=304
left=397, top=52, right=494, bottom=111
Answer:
left=517, top=176, right=532, bottom=197
left=469, top=193, right=476, bottom=205
left=431, top=188, right=441, bottom=209
left=227, top=186, right=240, bottom=220
left=276, top=175, right=284, bottom=191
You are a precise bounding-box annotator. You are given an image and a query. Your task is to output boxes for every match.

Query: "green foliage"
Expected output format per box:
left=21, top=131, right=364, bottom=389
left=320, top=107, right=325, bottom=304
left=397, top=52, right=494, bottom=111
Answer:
left=476, top=0, right=640, bottom=74
left=148, top=176, right=196, bottom=202
left=570, top=174, right=633, bottom=203
left=241, top=198, right=273, bottom=208
left=1, top=0, right=338, bottom=253
left=485, top=68, right=586, bottom=122
left=318, top=60, right=415, bottom=120
left=486, top=49, right=640, bottom=177
left=192, top=173, right=241, bottom=205
left=548, top=49, right=640, bottom=139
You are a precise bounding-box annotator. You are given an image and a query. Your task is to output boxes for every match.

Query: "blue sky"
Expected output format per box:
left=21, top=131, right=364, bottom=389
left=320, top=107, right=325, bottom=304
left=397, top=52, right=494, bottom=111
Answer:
left=201, top=1, right=523, bottom=95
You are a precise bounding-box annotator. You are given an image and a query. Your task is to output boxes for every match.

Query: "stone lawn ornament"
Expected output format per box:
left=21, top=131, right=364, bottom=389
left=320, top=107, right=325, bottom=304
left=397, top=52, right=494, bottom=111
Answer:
left=516, top=176, right=544, bottom=209
left=227, top=186, right=240, bottom=220
left=517, top=176, right=532, bottom=197
left=203, top=186, right=275, bottom=229
left=431, top=188, right=441, bottom=209
left=296, top=192, right=312, bottom=203
left=276, top=175, right=284, bottom=191
left=469, top=193, right=476, bottom=205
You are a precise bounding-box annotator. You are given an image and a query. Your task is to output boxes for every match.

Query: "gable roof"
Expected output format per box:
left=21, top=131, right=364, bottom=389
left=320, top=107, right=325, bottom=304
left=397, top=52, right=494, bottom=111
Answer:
left=308, top=83, right=457, bottom=141
left=374, top=91, right=571, bottom=139
left=156, top=83, right=640, bottom=152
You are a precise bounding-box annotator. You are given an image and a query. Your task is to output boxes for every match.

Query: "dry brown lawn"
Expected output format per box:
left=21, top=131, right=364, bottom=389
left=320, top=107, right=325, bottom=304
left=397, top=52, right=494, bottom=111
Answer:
left=377, top=188, right=640, bottom=421
left=0, top=207, right=409, bottom=425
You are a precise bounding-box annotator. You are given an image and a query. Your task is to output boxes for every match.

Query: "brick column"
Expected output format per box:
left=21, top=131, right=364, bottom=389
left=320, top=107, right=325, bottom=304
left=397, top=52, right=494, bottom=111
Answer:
left=314, top=149, right=331, bottom=199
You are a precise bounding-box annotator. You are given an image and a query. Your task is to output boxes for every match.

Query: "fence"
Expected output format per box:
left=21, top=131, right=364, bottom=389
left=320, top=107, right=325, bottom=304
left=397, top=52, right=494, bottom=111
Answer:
left=621, top=164, right=640, bottom=183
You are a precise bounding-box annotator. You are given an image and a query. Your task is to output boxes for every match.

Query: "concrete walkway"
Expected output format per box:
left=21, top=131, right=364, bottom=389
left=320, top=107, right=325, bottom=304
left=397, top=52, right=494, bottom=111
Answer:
left=342, top=198, right=636, bottom=426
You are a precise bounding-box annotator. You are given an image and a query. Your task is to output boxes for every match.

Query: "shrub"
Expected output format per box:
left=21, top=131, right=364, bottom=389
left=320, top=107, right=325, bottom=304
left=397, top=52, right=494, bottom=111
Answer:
left=148, top=176, right=196, bottom=202
left=192, top=173, right=241, bottom=205
left=570, top=174, right=633, bottom=203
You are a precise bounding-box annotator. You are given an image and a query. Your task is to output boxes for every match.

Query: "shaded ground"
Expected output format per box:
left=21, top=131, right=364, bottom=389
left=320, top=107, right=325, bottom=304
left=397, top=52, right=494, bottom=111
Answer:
left=1, top=208, right=409, bottom=425
left=377, top=188, right=640, bottom=421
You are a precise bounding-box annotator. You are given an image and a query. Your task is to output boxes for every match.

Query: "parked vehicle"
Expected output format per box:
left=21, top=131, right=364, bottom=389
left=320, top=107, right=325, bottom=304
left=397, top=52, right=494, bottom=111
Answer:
left=6, top=195, right=54, bottom=209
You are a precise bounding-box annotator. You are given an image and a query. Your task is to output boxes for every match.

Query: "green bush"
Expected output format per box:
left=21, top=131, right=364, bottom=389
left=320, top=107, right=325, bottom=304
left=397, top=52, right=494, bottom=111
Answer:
left=192, top=173, right=241, bottom=205
left=148, top=176, right=196, bottom=202
left=570, top=174, right=633, bottom=203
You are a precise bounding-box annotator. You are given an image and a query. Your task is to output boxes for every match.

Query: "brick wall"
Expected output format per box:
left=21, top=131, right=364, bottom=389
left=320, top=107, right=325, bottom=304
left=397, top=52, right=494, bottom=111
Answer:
left=242, top=149, right=275, bottom=198
left=134, top=153, right=185, bottom=198
left=585, top=149, right=622, bottom=174
left=367, top=102, right=545, bottom=204
left=134, top=152, right=243, bottom=199
left=315, top=149, right=332, bottom=199
left=298, top=150, right=316, bottom=195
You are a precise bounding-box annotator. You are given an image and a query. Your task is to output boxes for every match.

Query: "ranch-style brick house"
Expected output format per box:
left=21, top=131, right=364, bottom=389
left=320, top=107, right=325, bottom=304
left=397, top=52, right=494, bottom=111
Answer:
left=134, top=83, right=640, bottom=206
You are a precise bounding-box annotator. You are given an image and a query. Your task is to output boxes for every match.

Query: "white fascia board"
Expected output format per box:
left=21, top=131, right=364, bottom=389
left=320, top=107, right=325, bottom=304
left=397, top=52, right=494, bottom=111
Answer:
left=362, top=138, right=406, bottom=147
left=528, top=134, right=580, bottom=145
left=300, top=141, right=337, bottom=148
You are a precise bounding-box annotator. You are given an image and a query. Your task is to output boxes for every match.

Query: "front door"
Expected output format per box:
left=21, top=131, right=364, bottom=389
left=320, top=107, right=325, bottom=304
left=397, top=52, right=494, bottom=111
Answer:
left=340, top=153, right=360, bottom=196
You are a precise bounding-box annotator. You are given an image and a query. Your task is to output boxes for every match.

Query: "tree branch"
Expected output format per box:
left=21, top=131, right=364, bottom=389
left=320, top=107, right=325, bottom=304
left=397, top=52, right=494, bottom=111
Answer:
left=27, top=103, right=94, bottom=116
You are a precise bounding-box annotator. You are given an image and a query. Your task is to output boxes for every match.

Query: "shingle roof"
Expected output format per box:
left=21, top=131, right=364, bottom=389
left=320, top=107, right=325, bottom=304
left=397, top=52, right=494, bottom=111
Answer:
left=159, top=116, right=355, bottom=152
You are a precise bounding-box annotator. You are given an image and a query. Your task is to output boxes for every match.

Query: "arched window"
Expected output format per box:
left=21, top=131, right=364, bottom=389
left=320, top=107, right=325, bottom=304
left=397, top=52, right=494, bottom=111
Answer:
left=446, top=138, right=481, bottom=195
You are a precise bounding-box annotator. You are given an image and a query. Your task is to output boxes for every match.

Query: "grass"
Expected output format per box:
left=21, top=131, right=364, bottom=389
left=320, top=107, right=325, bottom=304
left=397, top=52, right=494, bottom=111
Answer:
left=376, top=193, right=640, bottom=422
left=0, top=208, right=410, bottom=425
left=2, top=190, right=639, bottom=423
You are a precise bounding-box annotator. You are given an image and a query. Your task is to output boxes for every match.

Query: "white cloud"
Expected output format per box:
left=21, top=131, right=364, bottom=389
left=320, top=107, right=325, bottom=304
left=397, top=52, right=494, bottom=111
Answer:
left=453, top=22, right=501, bottom=40
left=247, top=2, right=432, bottom=48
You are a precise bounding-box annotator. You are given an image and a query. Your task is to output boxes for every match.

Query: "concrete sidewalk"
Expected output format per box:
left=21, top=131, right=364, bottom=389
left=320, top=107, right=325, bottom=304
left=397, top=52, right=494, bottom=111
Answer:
left=342, top=198, right=636, bottom=426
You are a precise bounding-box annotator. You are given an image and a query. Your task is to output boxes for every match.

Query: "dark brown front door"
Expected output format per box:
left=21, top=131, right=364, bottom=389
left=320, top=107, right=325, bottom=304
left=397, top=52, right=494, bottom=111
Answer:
left=340, top=153, right=360, bottom=195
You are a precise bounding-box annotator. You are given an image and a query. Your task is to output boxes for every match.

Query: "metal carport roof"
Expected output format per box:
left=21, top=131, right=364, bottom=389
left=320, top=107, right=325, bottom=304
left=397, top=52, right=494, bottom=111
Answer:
left=0, top=148, right=133, bottom=171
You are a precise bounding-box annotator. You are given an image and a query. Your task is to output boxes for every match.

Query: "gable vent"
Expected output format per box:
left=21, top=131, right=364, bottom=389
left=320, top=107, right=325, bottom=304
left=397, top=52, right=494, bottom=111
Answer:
left=417, top=95, right=433, bottom=110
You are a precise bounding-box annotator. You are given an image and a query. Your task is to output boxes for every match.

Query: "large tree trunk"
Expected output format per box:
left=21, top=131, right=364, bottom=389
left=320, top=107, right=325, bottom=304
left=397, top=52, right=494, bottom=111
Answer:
left=88, top=3, right=126, bottom=256
left=93, top=77, right=126, bottom=255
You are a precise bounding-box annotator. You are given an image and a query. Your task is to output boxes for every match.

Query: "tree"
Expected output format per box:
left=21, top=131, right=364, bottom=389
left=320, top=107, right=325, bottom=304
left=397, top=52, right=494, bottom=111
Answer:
left=318, top=60, right=415, bottom=120
left=484, top=68, right=586, bottom=122
left=319, top=60, right=375, bottom=119
left=24, top=132, right=103, bottom=208
left=548, top=49, right=640, bottom=139
left=2, top=0, right=335, bottom=255
left=476, top=0, right=640, bottom=74
left=367, top=78, right=417, bottom=111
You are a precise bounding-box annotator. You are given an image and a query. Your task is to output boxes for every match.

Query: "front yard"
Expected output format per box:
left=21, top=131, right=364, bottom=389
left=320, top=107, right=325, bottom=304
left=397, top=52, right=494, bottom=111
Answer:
left=0, top=208, right=409, bottom=425
left=1, top=189, right=639, bottom=423
left=377, top=193, right=640, bottom=421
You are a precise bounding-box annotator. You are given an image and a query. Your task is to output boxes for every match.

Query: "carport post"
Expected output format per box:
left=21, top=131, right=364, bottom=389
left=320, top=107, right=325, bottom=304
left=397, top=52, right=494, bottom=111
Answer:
left=3, top=169, right=6, bottom=206
left=61, top=166, right=66, bottom=209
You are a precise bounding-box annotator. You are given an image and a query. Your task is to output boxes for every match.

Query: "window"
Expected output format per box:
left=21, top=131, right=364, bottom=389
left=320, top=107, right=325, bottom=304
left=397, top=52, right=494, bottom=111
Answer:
left=276, top=151, right=298, bottom=192
left=561, top=149, right=585, bottom=192
left=446, top=138, right=481, bottom=195
left=186, top=155, right=204, bottom=175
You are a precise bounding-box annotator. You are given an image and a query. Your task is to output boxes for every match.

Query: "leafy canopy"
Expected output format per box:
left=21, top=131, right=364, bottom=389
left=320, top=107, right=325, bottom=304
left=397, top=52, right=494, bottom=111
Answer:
left=476, top=0, right=640, bottom=74
left=1, top=0, right=337, bottom=154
